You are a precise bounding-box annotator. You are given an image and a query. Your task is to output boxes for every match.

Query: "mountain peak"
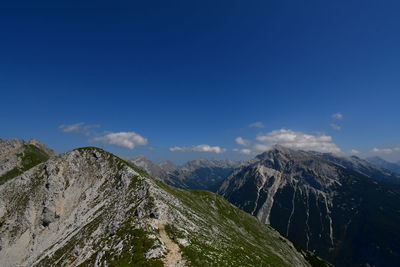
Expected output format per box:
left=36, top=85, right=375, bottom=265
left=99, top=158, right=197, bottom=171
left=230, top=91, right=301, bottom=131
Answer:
left=219, top=147, right=400, bottom=266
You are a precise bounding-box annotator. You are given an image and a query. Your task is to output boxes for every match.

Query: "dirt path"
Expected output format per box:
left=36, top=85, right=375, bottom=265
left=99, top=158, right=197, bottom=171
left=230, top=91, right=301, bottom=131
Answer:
left=156, top=221, right=186, bottom=267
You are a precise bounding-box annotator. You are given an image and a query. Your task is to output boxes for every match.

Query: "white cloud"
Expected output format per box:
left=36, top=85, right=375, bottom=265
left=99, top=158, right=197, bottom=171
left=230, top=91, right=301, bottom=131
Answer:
left=91, top=132, right=148, bottom=149
left=239, top=148, right=252, bottom=155
left=332, top=112, right=343, bottom=120
left=253, top=143, right=271, bottom=152
left=254, top=129, right=341, bottom=153
left=59, top=122, right=84, bottom=133
left=232, top=148, right=252, bottom=155
left=235, top=137, right=250, bottom=146
left=59, top=122, right=100, bottom=136
left=169, top=144, right=226, bottom=154
left=249, top=122, right=266, bottom=128
left=371, top=147, right=400, bottom=154
left=330, top=123, right=341, bottom=130
left=349, top=149, right=360, bottom=154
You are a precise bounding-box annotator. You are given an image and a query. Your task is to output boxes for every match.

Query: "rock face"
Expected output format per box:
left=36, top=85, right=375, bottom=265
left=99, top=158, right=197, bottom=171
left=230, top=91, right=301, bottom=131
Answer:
left=366, top=156, right=400, bottom=176
left=127, top=156, right=240, bottom=191
left=312, top=152, right=400, bottom=184
left=0, top=145, right=321, bottom=267
left=0, top=139, right=54, bottom=185
left=219, top=145, right=400, bottom=267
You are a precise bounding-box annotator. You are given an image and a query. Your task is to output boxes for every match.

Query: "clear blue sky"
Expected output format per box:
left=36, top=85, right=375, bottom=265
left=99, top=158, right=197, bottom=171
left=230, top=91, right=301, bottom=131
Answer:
left=1, top=0, right=400, bottom=163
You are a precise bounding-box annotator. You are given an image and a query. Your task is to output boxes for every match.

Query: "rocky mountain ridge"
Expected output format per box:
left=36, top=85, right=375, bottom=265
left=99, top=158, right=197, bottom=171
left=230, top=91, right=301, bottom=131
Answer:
left=312, top=152, right=400, bottom=184
left=219, top=145, right=400, bottom=266
left=0, top=141, right=324, bottom=267
left=366, top=156, right=400, bottom=175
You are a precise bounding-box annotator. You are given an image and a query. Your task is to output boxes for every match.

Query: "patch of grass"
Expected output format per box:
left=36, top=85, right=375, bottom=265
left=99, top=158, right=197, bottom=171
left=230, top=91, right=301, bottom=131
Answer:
left=78, top=217, right=163, bottom=267
left=0, top=168, right=23, bottom=185
left=0, top=144, right=49, bottom=185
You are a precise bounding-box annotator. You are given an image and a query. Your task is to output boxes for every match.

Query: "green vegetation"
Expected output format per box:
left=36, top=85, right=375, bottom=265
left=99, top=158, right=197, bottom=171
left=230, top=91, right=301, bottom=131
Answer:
left=0, top=144, right=49, bottom=185
left=157, top=181, right=316, bottom=266
left=78, top=218, right=163, bottom=267
left=39, top=214, right=163, bottom=267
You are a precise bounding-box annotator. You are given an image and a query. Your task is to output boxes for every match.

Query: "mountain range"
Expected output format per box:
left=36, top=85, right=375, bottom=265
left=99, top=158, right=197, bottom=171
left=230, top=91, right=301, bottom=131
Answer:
left=2, top=138, right=400, bottom=266
left=0, top=139, right=327, bottom=267
left=366, top=156, right=400, bottom=176
left=126, top=156, right=240, bottom=191
left=218, top=145, right=400, bottom=266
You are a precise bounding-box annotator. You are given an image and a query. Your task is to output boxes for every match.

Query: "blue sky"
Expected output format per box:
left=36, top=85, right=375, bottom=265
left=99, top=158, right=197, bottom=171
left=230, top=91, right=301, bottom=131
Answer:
left=1, top=0, right=400, bottom=164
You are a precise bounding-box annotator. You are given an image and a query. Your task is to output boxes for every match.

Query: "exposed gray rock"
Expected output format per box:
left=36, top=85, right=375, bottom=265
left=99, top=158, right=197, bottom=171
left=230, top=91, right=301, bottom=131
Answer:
left=219, top=145, right=400, bottom=267
left=312, top=152, right=400, bottom=184
left=0, top=138, right=26, bottom=176
left=0, top=138, right=54, bottom=179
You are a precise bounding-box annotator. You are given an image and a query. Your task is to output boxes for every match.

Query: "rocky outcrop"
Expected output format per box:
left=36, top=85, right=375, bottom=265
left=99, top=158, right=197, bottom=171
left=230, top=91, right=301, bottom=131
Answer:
left=0, top=139, right=54, bottom=185
left=0, top=138, right=26, bottom=176
left=219, top=145, right=400, bottom=266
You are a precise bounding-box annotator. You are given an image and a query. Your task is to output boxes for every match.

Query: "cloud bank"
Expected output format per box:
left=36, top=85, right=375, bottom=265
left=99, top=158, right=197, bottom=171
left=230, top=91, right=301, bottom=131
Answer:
left=235, top=137, right=250, bottom=146
left=372, top=147, right=400, bottom=154
left=59, top=122, right=100, bottom=135
left=170, top=144, right=226, bottom=154
left=248, top=122, right=266, bottom=128
left=255, top=129, right=341, bottom=153
left=91, top=132, right=148, bottom=149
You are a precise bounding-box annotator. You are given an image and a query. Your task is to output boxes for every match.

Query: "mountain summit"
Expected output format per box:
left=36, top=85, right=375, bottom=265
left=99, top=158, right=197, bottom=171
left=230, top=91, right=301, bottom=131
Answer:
left=219, top=145, right=400, bottom=266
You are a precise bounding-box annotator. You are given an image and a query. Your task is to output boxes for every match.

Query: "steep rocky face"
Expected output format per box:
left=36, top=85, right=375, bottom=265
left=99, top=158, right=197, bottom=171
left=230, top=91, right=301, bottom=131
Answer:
left=219, top=145, right=400, bottom=267
left=313, top=152, right=400, bottom=184
left=128, top=156, right=240, bottom=191
left=366, top=156, right=400, bottom=175
left=0, top=138, right=54, bottom=185
left=0, top=146, right=320, bottom=267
